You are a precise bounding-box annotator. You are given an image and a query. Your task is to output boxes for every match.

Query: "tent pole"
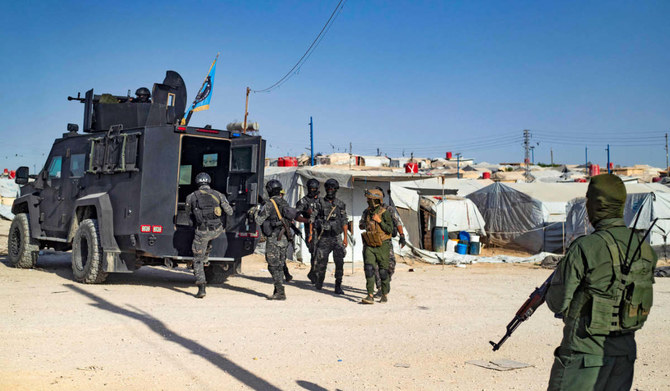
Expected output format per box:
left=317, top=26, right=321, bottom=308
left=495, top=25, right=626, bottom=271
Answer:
left=351, top=186, right=355, bottom=275
left=442, top=175, right=445, bottom=270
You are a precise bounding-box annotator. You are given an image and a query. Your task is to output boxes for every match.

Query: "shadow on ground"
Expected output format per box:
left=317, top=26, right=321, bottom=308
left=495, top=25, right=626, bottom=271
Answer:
left=65, top=283, right=282, bottom=391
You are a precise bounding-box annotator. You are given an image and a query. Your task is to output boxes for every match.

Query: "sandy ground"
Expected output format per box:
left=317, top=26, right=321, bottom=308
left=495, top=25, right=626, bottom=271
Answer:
left=1, top=219, right=669, bottom=391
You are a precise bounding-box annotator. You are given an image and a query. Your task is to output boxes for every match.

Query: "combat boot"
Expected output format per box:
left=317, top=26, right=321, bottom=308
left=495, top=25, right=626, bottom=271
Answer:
left=373, top=290, right=382, bottom=298
left=334, top=279, right=344, bottom=295
left=195, top=284, right=206, bottom=299
left=315, top=273, right=325, bottom=290
left=380, top=294, right=388, bottom=303
left=283, top=265, right=293, bottom=282
left=361, top=294, right=374, bottom=304
left=268, top=286, right=286, bottom=300
left=307, top=270, right=317, bottom=284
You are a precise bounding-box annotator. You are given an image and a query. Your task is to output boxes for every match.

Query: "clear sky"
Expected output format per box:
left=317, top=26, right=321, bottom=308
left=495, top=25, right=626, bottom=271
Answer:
left=1, top=0, right=668, bottom=172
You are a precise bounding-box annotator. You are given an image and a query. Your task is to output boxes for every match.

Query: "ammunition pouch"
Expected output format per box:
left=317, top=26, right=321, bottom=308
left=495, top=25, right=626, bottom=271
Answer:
left=362, top=231, right=384, bottom=247
left=262, top=220, right=274, bottom=237
left=579, top=231, right=655, bottom=336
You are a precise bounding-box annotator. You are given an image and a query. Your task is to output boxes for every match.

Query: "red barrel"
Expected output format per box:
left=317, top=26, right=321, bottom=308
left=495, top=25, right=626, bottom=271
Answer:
left=482, top=172, right=491, bottom=179
left=589, top=164, right=600, bottom=176
left=405, top=162, right=418, bottom=173
left=280, top=157, right=297, bottom=167
left=609, top=162, right=614, bottom=171
left=277, top=157, right=285, bottom=167
left=446, top=152, right=453, bottom=160
left=9, top=170, right=15, bottom=179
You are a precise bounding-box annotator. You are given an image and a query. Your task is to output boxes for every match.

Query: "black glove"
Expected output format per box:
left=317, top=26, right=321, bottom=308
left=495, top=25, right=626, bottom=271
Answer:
left=399, top=234, right=407, bottom=248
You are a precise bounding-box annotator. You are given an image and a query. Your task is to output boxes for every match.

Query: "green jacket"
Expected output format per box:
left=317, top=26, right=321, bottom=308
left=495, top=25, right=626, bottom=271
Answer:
left=546, top=218, right=657, bottom=357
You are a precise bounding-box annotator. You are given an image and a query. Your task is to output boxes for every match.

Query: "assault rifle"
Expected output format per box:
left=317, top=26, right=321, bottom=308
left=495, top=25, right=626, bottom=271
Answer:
left=489, top=271, right=555, bottom=351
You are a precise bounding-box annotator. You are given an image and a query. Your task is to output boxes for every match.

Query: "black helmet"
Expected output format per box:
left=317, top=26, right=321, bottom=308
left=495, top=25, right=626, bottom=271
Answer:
left=306, top=178, right=319, bottom=190
left=266, top=179, right=283, bottom=197
left=195, top=172, right=211, bottom=185
left=135, top=87, right=151, bottom=97
left=324, top=178, right=339, bottom=190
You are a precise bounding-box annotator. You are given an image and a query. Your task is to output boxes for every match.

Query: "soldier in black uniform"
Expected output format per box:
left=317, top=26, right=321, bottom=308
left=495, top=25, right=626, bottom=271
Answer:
left=133, top=87, right=152, bottom=103
left=185, top=172, right=233, bottom=298
left=312, top=178, right=348, bottom=293
left=296, top=178, right=321, bottom=283
left=255, top=180, right=308, bottom=300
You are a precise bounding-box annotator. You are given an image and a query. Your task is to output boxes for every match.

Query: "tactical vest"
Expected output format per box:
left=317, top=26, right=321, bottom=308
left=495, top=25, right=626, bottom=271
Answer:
left=193, top=189, right=223, bottom=229
left=568, top=229, right=654, bottom=336
left=361, top=207, right=391, bottom=247
left=261, top=197, right=294, bottom=240
left=317, top=198, right=344, bottom=236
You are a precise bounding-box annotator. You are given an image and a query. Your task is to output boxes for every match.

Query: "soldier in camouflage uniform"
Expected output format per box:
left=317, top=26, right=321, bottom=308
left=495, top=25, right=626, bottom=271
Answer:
left=546, top=174, right=657, bottom=390
left=185, top=172, right=233, bottom=298
left=255, top=179, right=307, bottom=300
left=296, top=178, right=321, bottom=284
left=359, top=189, right=393, bottom=304
left=372, top=187, right=407, bottom=296
left=312, top=178, right=348, bottom=293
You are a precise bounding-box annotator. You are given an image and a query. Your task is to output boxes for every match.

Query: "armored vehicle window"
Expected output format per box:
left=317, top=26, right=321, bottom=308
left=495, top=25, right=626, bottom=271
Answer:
left=231, top=146, right=253, bottom=172
left=203, top=153, right=218, bottom=167
left=179, top=165, right=192, bottom=185
left=70, top=154, right=86, bottom=178
left=48, top=156, right=62, bottom=178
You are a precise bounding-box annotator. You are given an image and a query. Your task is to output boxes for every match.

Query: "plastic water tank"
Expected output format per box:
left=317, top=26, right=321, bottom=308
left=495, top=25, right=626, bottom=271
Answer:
left=432, top=227, right=448, bottom=252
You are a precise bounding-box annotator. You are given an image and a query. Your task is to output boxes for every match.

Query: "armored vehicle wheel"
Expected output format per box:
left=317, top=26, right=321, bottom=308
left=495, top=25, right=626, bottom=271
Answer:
left=204, top=263, right=232, bottom=284
left=7, top=213, right=39, bottom=268
left=72, top=219, right=108, bottom=284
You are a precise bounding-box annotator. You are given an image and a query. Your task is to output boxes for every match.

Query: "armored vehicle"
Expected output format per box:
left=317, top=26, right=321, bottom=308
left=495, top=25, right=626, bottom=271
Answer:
left=7, top=71, right=265, bottom=284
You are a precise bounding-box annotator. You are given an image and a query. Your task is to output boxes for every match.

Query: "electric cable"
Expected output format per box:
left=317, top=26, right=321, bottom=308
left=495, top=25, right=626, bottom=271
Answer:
left=251, top=0, right=346, bottom=93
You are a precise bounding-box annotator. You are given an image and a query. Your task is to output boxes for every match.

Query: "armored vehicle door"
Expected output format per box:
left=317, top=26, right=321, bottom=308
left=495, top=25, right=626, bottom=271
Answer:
left=37, top=138, right=88, bottom=238
left=226, top=136, right=265, bottom=232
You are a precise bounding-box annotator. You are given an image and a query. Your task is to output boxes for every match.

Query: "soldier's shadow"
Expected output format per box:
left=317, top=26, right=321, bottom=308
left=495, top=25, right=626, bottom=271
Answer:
left=239, top=275, right=364, bottom=303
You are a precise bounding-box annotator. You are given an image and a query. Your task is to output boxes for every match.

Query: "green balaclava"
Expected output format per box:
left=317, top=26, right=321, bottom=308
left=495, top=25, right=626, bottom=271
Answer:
left=586, top=174, right=626, bottom=226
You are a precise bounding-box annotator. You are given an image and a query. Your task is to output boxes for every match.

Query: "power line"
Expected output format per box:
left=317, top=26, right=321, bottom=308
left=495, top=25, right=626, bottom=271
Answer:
left=251, top=0, right=346, bottom=93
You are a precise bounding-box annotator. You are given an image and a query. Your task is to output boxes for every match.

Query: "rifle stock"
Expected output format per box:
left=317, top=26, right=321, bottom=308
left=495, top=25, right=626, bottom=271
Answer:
left=490, top=271, right=555, bottom=351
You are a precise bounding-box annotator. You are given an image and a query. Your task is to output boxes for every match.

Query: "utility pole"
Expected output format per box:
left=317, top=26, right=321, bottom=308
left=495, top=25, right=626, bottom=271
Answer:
left=530, top=146, right=535, bottom=165
left=309, top=117, right=314, bottom=166
left=242, top=87, right=250, bottom=134
left=585, top=146, right=588, bottom=176
left=456, top=153, right=462, bottom=179
left=523, top=129, right=531, bottom=182
left=349, top=142, right=352, bottom=170
left=606, top=144, right=611, bottom=174
left=665, top=133, right=668, bottom=172
left=550, top=147, right=554, bottom=166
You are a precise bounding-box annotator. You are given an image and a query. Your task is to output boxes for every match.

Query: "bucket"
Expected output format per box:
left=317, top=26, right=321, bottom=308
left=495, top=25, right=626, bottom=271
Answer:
left=482, top=172, right=491, bottom=179
left=469, top=242, right=481, bottom=255
left=432, top=227, right=448, bottom=252
left=456, top=243, right=468, bottom=254
left=470, top=234, right=480, bottom=243
left=458, top=231, right=471, bottom=243
left=446, top=239, right=458, bottom=252
left=405, top=162, right=418, bottom=173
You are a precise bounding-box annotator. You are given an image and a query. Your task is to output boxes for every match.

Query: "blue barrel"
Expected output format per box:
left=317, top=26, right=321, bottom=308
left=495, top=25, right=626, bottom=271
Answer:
left=432, top=227, right=449, bottom=252
left=456, top=243, right=468, bottom=254
left=458, top=231, right=471, bottom=243
left=469, top=241, right=481, bottom=255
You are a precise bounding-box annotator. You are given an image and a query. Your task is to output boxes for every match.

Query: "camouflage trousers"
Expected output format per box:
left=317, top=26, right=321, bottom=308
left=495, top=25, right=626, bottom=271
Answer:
left=314, top=235, right=346, bottom=282
left=192, top=225, right=224, bottom=285
left=373, top=243, right=396, bottom=291
left=266, top=239, right=289, bottom=294
left=547, top=347, right=634, bottom=391
left=364, top=240, right=391, bottom=295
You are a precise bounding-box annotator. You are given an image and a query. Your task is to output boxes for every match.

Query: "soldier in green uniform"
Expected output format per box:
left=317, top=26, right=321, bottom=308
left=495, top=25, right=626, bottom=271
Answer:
left=359, top=189, right=394, bottom=304
left=546, top=174, right=657, bottom=390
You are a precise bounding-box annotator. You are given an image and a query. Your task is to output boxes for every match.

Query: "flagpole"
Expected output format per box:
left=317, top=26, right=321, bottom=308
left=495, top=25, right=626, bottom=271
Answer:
left=243, top=87, right=250, bottom=134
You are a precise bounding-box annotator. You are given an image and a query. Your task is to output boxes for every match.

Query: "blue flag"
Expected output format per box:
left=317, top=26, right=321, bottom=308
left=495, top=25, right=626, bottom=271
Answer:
left=183, top=54, right=218, bottom=124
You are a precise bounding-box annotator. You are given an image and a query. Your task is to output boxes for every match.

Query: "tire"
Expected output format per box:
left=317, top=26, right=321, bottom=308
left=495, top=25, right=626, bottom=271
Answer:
left=71, top=219, right=108, bottom=284
left=7, top=213, right=39, bottom=268
left=204, top=262, right=233, bottom=284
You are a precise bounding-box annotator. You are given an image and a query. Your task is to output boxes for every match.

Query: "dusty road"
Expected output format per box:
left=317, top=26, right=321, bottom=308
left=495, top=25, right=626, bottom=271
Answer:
left=1, top=222, right=668, bottom=390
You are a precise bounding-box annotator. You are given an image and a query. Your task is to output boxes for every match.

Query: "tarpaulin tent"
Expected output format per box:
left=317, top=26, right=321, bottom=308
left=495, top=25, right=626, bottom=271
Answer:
left=565, top=187, right=670, bottom=256
left=466, top=182, right=547, bottom=253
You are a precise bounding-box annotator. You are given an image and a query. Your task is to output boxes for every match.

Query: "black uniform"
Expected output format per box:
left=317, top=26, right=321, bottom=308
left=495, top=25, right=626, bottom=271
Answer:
left=313, top=197, right=348, bottom=290
left=296, top=193, right=321, bottom=281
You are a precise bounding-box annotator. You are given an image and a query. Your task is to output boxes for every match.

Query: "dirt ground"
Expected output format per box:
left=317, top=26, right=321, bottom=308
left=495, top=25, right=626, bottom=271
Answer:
left=1, top=219, right=669, bottom=391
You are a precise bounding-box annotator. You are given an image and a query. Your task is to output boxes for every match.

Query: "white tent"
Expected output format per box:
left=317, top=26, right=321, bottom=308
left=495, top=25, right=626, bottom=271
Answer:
left=432, top=197, right=486, bottom=235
